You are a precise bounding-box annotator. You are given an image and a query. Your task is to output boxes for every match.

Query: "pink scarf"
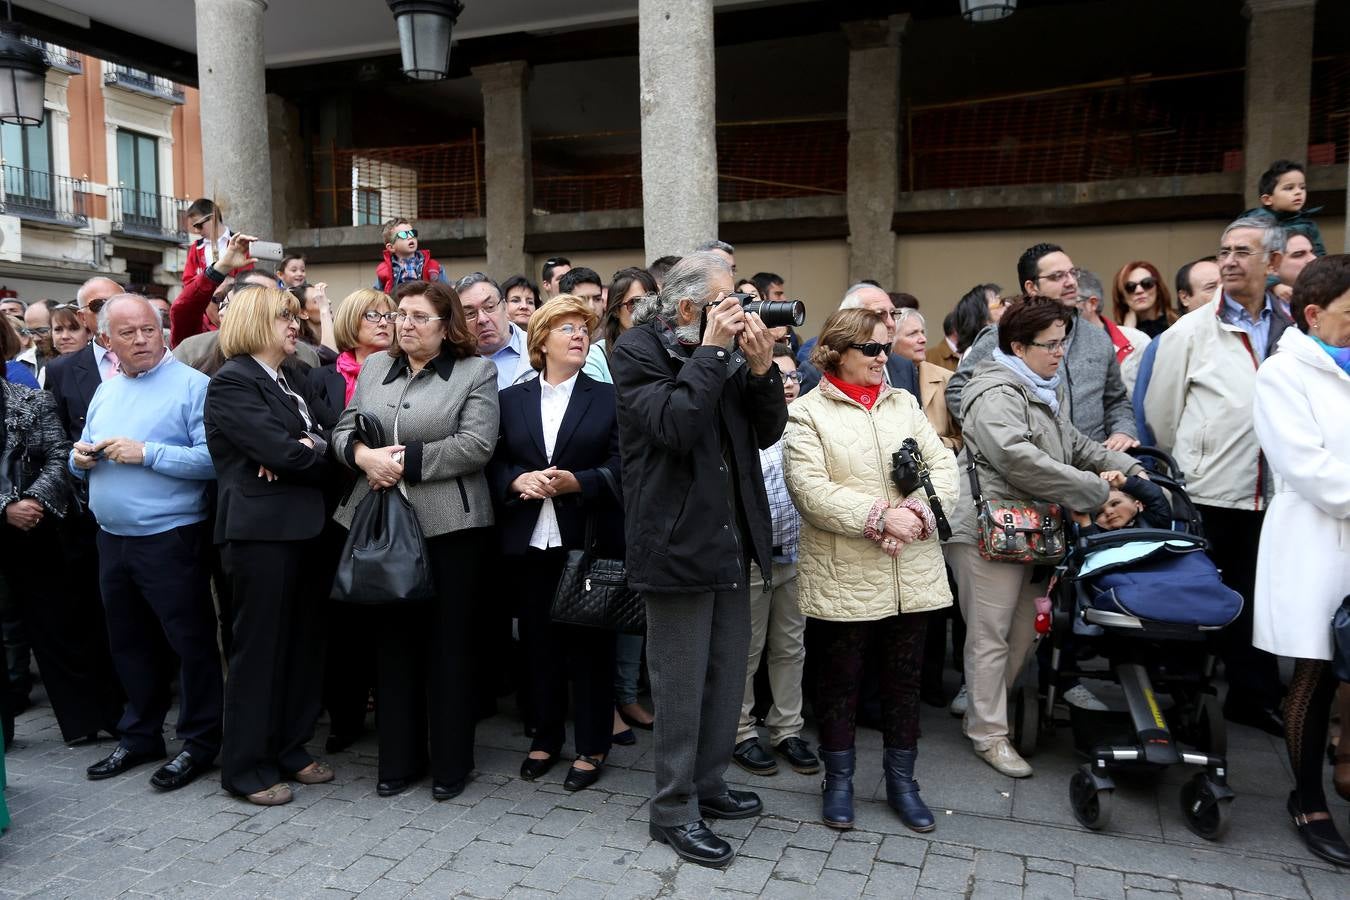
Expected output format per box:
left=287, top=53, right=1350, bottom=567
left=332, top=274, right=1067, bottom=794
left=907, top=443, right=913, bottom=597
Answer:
left=336, top=350, right=362, bottom=405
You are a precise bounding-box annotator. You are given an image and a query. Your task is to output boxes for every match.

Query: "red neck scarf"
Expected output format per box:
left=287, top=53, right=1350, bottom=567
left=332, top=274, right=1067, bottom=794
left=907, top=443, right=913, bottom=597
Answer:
left=824, top=372, right=883, bottom=410
left=335, top=350, right=362, bottom=405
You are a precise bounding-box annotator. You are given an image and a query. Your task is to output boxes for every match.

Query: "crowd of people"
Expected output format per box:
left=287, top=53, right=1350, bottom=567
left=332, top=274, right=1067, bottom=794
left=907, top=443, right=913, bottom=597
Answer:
left=0, top=158, right=1347, bottom=870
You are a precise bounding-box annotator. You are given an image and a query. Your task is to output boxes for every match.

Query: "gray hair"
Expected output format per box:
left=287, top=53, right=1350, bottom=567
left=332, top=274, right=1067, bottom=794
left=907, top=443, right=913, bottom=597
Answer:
left=894, top=307, right=925, bottom=330
left=634, top=251, right=732, bottom=326
left=455, top=271, right=501, bottom=297
left=1223, top=215, right=1287, bottom=259
left=695, top=239, right=734, bottom=256
left=1076, top=269, right=1105, bottom=302
left=97, top=293, right=159, bottom=335
left=839, top=282, right=879, bottom=310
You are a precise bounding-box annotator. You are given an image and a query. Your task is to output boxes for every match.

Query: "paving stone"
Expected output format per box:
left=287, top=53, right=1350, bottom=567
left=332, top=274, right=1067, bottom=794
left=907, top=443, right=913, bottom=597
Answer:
left=1076, top=866, right=1127, bottom=900
left=738, top=826, right=792, bottom=861
left=382, top=847, right=453, bottom=884
left=604, top=868, right=666, bottom=900
left=530, top=807, right=589, bottom=838
left=824, top=838, right=877, bottom=875
left=918, top=852, right=973, bottom=894
left=930, top=842, right=976, bottom=860
left=576, top=848, right=641, bottom=885
left=355, top=881, right=411, bottom=900
left=325, top=855, right=397, bottom=893
left=772, top=847, right=828, bottom=885
left=974, top=849, right=1024, bottom=885
left=1125, top=874, right=1179, bottom=892
left=813, top=869, right=868, bottom=899
left=863, top=861, right=921, bottom=897
left=1177, top=887, right=1232, bottom=900
left=784, top=823, right=839, bottom=852
left=1125, top=892, right=1181, bottom=900
left=876, top=833, right=928, bottom=868
left=1024, top=871, right=1076, bottom=900
left=1027, top=858, right=1075, bottom=876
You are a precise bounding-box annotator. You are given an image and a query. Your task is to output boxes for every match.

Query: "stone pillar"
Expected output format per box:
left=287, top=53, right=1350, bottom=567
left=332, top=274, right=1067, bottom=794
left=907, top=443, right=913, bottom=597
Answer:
left=1242, top=0, right=1315, bottom=208
left=638, top=0, right=718, bottom=262
left=844, top=15, right=908, bottom=289
left=472, top=61, right=532, bottom=280
left=194, top=0, right=273, bottom=238
left=267, top=94, right=308, bottom=242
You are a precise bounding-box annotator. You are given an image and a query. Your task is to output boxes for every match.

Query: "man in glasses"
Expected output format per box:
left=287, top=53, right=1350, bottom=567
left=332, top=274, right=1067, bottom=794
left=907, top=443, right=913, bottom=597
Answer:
left=375, top=218, right=446, bottom=294
left=946, top=242, right=1138, bottom=453
left=540, top=257, right=571, bottom=300
left=456, top=272, right=534, bottom=391
left=1145, top=215, right=1292, bottom=738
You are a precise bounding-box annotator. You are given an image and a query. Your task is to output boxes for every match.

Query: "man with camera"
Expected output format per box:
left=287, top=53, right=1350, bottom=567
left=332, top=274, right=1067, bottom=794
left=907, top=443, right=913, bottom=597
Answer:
left=610, top=251, right=788, bottom=868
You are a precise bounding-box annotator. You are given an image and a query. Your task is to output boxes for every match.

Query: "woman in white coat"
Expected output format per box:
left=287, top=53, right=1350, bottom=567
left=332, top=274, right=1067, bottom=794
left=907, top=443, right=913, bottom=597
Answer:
left=1252, top=254, right=1350, bottom=868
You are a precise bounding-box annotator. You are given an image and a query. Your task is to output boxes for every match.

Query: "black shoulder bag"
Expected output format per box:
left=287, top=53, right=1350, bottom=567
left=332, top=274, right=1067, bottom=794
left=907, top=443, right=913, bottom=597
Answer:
left=550, top=468, right=645, bottom=635
left=891, top=437, right=952, bottom=541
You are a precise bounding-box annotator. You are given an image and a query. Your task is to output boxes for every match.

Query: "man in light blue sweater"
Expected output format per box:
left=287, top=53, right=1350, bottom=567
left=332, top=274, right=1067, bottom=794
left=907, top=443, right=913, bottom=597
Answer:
left=70, top=294, right=222, bottom=793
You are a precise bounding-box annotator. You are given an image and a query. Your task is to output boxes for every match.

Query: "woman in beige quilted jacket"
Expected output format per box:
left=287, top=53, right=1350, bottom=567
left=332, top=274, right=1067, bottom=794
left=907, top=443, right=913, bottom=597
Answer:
left=784, top=308, right=958, bottom=834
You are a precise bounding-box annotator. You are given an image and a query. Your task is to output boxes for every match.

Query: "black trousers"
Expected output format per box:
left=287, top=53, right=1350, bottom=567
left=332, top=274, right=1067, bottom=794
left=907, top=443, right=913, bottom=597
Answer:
left=320, top=522, right=371, bottom=743
left=219, top=538, right=325, bottom=795
left=1196, top=505, right=1284, bottom=711
left=812, top=612, right=929, bottom=752
left=97, top=523, right=223, bottom=761
left=0, top=517, right=122, bottom=741
left=517, top=549, right=615, bottom=759
left=374, top=527, right=489, bottom=784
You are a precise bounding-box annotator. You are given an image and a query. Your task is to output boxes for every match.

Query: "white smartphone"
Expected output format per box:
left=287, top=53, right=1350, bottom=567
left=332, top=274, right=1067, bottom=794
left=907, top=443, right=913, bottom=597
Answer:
left=250, top=240, right=284, bottom=261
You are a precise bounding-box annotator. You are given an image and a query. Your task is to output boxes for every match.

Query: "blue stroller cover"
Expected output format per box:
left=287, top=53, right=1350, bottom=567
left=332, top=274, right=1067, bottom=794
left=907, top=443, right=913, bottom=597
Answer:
left=1078, top=539, right=1243, bottom=628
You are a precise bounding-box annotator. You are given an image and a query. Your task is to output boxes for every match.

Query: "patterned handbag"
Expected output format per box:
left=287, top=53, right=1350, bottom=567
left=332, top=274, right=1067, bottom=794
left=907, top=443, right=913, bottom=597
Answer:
left=967, top=459, right=1066, bottom=564
left=549, top=470, right=646, bottom=635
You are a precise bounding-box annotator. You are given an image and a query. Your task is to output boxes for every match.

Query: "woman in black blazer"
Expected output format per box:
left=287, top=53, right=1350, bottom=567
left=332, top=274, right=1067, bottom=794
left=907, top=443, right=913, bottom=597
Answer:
left=488, top=295, right=624, bottom=792
left=204, top=286, right=335, bottom=806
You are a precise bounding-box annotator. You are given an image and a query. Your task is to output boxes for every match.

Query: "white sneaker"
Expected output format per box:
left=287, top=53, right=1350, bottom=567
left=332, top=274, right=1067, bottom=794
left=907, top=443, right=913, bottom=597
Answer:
left=1063, top=684, right=1108, bottom=712
left=948, top=684, right=968, bottom=717
left=976, top=739, right=1033, bottom=778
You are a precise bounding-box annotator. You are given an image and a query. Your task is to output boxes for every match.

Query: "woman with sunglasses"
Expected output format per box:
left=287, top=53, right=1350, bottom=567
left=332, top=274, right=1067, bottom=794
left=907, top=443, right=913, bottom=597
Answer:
left=945, top=296, right=1144, bottom=779
left=49, top=304, right=92, bottom=356
left=1112, top=261, right=1177, bottom=338
left=331, top=279, right=498, bottom=802
left=783, top=308, right=958, bottom=832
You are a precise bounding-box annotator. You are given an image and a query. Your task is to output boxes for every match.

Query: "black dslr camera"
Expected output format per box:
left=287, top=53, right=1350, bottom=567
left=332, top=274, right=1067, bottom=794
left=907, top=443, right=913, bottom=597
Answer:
left=891, top=438, right=952, bottom=542
left=725, top=292, right=806, bottom=329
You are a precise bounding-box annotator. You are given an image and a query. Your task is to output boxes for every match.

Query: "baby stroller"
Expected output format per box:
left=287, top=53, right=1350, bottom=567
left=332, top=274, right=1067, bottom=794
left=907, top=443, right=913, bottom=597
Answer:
left=1010, top=448, right=1244, bottom=840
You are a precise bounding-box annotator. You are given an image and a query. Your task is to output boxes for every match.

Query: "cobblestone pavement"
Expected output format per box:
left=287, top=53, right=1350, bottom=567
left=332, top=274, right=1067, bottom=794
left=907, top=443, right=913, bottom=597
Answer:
left=1, top=683, right=1346, bottom=899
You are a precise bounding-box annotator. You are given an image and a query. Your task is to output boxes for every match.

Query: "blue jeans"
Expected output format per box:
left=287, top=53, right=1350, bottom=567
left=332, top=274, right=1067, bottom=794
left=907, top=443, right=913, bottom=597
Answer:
left=614, top=633, right=644, bottom=705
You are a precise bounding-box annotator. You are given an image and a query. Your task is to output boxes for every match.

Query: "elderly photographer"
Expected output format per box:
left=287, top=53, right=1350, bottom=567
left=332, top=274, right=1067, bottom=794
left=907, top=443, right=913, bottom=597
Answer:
left=610, top=251, right=787, bottom=869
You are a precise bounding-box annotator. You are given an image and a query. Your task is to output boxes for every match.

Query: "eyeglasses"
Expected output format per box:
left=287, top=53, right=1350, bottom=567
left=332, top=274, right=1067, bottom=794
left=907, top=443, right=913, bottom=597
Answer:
left=848, top=341, right=889, bottom=357
left=393, top=229, right=417, bottom=241
left=1124, top=277, right=1157, bottom=293
left=20, top=327, right=49, bottom=336
left=462, top=297, right=501, bottom=323
left=1217, top=247, right=1257, bottom=261
left=783, top=370, right=804, bottom=384
left=190, top=214, right=213, bottom=230
left=551, top=323, right=590, bottom=337
left=393, top=310, right=444, bottom=327
left=276, top=310, right=297, bottom=322
left=51, top=302, right=80, bottom=313
left=1026, top=339, right=1069, bottom=354
left=988, top=296, right=1012, bottom=309
left=361, top=310, right=399, bottom=324
left=1037, top=267, right=1082, bottom=285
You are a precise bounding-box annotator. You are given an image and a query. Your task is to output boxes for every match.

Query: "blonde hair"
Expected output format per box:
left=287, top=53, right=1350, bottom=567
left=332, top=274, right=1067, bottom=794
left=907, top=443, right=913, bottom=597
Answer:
left=218, top=286, right=299, bottom=358
left=333, top=288, right=394, bottom=352
left=526, top=295, right=598, bottom=373
left=809, top=308, right=888, bottom=374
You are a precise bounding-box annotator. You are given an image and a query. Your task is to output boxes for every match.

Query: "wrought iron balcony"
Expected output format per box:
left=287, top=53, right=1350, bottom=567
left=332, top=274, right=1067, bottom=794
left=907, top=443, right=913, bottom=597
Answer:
left=22, top=37, right=82, bottom=74
left=0, top=166, right=88, bottom=226
left=103, top=63, right=184, bottom=104
left=110, top=188, right=189, bottom=242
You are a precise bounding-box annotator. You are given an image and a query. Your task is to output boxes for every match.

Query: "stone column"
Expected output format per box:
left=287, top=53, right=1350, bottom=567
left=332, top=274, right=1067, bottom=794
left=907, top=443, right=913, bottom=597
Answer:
left=472, top=61, right=532, bottom=280
left=638, top=0, right=718, bottom=262
left=844, top=15, right=908, bottom=289
left=1242, top=0, right=1315, bottom=208
left=194, top=0, right=273, bottom=239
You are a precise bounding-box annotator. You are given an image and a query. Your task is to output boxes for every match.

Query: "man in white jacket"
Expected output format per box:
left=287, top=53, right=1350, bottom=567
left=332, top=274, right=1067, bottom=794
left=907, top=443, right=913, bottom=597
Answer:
left=1145, top=215, right=1293, bottom=736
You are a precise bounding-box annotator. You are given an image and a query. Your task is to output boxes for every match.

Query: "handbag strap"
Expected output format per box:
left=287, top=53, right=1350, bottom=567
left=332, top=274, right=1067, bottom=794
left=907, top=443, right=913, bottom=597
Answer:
left=596, top=466, right=621, bottom=503
left=581, top=467, right=619, bottom=555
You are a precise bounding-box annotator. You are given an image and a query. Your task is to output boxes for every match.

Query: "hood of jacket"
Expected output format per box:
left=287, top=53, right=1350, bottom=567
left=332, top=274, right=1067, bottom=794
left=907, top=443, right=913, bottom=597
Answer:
left=959, top=356, right=1056, bottom=423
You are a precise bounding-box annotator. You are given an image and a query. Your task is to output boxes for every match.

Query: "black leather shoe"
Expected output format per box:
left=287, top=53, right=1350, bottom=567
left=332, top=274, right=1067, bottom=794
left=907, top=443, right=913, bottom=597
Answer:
left=432, top=779, right=465, bottom=801
left=150, top=751, right=209, bottom=792
left=377, top=778, right=412, bottom=797
left=698, top=789, right=763, bottom=820
left=86, top=745, right=165, bottom=781
left=774, top=737, right=820, bottom=774
left=1288, top=793, right=1350, bottom=866
left=520, top=754, right=557, bottom=782
left=1224, top=702, right=1284, bottom=737
left=563, top=755, right=603, bottom=792
left=612, top=727, right=636, bottom=747
left=732, top=738, right=777, bottom=776
left=648, top=821, right=734, bottom=868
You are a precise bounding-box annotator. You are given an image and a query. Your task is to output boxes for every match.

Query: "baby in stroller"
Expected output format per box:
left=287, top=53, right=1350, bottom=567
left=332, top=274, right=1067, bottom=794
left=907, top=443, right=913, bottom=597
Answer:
left=1069, top=471, right=1171, bottom=532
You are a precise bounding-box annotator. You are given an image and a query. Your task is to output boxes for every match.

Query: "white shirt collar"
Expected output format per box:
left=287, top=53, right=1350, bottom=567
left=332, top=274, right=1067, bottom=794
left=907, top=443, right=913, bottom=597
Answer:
left=540, top=371, right=579, bottom=399
left=251, top=354, right=280, bottom=382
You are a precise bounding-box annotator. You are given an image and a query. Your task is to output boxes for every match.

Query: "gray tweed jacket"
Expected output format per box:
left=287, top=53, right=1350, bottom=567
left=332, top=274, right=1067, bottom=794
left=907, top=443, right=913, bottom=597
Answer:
left=331, top=349, right=498, bottom=538
left=0, top=381, right=70, bottom=519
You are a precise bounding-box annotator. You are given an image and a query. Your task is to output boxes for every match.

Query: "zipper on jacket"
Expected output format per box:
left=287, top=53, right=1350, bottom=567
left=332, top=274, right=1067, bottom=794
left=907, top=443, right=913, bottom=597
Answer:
left=456, top=475, right=470, bottom=512
left=864, top=397, right=903, bottom=605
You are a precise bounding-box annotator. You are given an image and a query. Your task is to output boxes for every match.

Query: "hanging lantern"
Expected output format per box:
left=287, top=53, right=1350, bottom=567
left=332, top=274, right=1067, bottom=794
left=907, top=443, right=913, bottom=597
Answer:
left=0, top=32, right=47, bottom=126
left=960, top=0, right=1017, bottom=23
left=387, top=0, right=464, bottom=81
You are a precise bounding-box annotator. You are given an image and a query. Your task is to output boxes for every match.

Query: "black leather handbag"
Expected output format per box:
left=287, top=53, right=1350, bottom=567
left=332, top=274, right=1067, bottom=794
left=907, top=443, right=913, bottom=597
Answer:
left=891, top=437, right=952, bottom=541
left=330, top=413, right=435, bottom=605
left=549, top=470, right=645, bottom=635
left=1332, top=595, right=1350, bottom=683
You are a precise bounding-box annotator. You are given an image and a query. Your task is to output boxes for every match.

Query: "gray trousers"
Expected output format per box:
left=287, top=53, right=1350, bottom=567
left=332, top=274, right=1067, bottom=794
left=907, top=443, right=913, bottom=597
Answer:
left=645, top=585, right=752, bottom=827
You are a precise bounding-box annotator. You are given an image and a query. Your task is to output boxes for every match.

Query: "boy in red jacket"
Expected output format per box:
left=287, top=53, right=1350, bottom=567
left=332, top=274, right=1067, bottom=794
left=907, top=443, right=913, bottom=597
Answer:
left=374, top=218, right=447, bottom=292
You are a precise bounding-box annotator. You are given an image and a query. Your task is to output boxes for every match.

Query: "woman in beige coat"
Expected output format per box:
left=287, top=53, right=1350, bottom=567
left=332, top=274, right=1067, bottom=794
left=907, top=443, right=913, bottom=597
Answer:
left=784, top=308, right=958, bottom=834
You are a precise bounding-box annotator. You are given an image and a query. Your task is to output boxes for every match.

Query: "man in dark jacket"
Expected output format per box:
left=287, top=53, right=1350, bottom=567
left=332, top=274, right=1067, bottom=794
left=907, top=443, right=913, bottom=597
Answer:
left=610, top=251, right=787, bottom=869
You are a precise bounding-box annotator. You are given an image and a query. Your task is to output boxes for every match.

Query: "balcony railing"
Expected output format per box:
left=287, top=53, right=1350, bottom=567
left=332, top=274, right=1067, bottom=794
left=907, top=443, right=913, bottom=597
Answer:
left=103, top=63, right=184, bottom=104
left=22, top=37, right=81, bottom=74
left=110, top=188, right=189, bottom=242
left=0, top=166, right=88, bottom=226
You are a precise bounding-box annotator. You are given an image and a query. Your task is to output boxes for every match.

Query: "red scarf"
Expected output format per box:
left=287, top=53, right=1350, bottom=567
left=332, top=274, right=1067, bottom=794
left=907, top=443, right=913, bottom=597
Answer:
left=824, top=372, right=883, bottom=410
left=335, top=350, right=362, bottom=405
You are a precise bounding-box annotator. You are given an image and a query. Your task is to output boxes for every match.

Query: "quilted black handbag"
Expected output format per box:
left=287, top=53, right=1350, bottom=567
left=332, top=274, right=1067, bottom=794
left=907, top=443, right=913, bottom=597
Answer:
left=330, top=413, right=435, bottom=605
left=549, top=470, right=645, bottom=635
left=1332, top=595, right=1350, bottom=683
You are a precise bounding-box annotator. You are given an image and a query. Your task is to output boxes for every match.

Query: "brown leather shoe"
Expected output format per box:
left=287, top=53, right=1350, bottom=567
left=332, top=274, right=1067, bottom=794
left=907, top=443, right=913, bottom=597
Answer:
left=292, top=761, right=335, bottom=785
left=245, top=783, right=293, bottom=806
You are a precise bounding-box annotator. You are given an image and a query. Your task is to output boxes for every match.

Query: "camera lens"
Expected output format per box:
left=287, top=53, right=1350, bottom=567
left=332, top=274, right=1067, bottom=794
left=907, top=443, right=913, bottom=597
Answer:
left=742, top=299, right=806, bottom=329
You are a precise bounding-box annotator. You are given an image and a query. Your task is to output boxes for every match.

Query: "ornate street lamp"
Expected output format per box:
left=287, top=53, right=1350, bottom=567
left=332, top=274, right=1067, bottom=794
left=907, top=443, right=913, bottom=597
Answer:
left=0, top=1, right=48, bottom=126
left=387, top=0, right=464, bottom=81
left=960, top=0, right=1017, bottom=23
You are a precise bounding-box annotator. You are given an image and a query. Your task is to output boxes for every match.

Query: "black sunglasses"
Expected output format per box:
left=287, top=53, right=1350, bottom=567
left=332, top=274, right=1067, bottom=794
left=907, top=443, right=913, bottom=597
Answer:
left=1124, top=277, right=1157, bottom=293
left=849, top=341, right=889, bottom=357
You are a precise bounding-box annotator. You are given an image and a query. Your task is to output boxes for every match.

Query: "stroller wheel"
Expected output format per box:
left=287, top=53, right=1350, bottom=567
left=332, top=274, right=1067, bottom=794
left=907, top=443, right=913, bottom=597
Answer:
left=1012, top=683, right=1039, bottom=758
left=1069, top=767, right=1113, bottom=831
left=1179, top=773, right=1232, bottom=840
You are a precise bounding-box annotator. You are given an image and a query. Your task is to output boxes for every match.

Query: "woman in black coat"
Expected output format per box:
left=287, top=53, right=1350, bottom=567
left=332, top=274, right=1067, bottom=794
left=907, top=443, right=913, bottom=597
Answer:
left=488, top=295, right=624, bottom=792
left=204, top=286, right=334, bottom=806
